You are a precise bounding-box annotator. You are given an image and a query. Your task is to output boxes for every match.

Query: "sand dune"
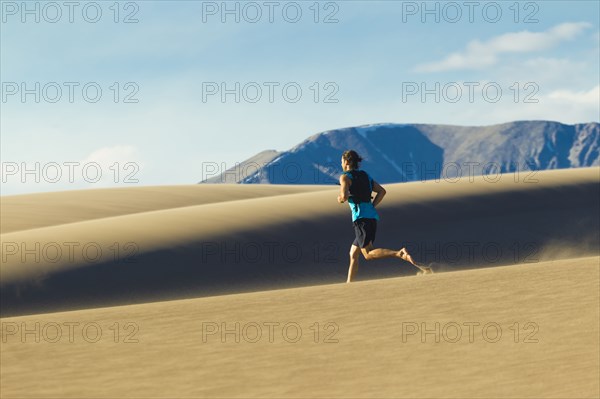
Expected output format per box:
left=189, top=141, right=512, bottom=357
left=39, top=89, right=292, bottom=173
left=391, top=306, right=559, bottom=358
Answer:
left=1, top=256, right=598, bottom=398
left=1, top=168, right=598, bottom=316
left=1, top=168, right=598, bottom=397
left=0, top=184, right=331, bottom=234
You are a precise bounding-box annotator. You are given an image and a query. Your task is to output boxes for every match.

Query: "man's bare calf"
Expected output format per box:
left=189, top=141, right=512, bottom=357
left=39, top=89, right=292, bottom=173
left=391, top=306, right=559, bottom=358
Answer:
left=346, top=243, right=433, bottom=282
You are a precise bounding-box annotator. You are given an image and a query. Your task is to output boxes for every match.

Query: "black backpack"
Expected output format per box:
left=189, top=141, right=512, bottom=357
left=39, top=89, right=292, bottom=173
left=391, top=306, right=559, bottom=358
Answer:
left=346, top=170, right=372, bottom=204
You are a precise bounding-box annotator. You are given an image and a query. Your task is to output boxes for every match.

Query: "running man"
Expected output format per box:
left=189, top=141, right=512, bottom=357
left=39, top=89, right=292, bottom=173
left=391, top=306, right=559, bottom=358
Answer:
left=337, top=150, right=433, bottom=282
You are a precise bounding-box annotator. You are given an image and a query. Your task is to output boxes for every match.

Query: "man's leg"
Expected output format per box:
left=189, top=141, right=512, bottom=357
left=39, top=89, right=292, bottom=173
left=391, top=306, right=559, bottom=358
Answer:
left=359, top=242, right=397, bottom=260
left=360, top=243, right=433, bottom=273
left=347, top=244, right=361, bottom=283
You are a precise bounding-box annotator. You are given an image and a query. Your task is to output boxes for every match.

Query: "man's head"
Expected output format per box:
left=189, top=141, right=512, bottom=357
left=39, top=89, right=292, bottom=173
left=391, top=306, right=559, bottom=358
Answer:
left=341, top=150, right=362, bottom=171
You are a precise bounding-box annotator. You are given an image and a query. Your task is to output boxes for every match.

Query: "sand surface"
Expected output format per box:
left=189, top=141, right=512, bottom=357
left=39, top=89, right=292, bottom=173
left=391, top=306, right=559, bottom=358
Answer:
left=1, top=168, right=599, bottom=397
left=1, top=256, right=598, bottom=398
left=1, top=168, right=598, bottom=316
left=0, top=185, right=331, bottom=234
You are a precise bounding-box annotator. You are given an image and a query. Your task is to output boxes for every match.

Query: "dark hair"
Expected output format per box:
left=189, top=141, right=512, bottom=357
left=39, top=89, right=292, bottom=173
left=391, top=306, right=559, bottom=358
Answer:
left=342, top=150, right=362, bottom=169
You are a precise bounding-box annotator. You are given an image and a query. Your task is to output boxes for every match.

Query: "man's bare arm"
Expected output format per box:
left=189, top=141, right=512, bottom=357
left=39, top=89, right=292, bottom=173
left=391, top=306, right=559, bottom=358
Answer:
left=338, top=174, right=351, bottom=203
left=371, top=180, right=386, bottom=207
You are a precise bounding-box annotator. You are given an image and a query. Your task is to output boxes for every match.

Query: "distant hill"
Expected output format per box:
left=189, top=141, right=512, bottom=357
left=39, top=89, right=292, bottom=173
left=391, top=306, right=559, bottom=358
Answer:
left=200, top=121, right=599, bottom=184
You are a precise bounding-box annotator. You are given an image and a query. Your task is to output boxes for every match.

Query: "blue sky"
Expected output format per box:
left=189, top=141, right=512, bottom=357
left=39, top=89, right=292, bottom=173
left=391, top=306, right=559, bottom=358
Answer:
left=1, top=0, right=599, bottom=194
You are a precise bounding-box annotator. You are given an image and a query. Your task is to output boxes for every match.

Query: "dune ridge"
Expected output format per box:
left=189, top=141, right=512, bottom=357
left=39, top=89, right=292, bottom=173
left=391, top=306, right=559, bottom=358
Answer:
left=0, top=184, right=332, bottom=234
left=1, top=168, right=598, bottom=316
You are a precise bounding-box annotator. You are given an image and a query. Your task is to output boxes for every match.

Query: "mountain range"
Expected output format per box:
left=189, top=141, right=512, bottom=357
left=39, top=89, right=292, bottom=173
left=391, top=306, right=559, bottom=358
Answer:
left=200, top=121, right=599, bottom=184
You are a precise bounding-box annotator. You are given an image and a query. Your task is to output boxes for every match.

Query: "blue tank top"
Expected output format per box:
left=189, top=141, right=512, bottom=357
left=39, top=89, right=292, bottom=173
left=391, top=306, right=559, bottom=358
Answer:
left=343, top=170, right=380, bottom=222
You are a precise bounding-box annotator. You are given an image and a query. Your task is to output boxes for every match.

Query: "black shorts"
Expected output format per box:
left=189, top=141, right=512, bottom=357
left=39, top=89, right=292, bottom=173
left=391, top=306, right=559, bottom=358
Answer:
left=352, top=218, right=377, bottom=248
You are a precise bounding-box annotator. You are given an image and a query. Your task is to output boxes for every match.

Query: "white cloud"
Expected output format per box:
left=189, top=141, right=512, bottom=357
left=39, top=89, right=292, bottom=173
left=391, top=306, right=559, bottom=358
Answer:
left=81, top=145, right=141, bottom=168
left=497, top=57, right=590, bottom=87
left=546, top=85, right=600, bottom=106
left=592, top=31, right=600, bottom=51
left=78, top=145, right=145, bottom=187
left=415, top=22, right=592, bottom=72
left=0, top=145, right=146, bottom=196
